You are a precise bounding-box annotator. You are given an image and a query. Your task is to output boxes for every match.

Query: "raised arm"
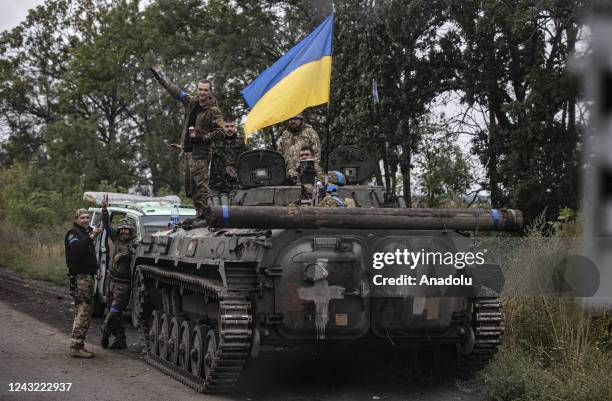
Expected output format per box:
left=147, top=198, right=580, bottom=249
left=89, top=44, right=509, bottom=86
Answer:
left=100, top=194, right=118, bottom=242
left=150, top=66, right=191, bottom=107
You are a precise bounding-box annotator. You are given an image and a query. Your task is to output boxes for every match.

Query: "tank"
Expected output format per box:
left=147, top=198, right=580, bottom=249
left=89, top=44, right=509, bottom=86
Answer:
left=131, top=146, right=522, bottom=393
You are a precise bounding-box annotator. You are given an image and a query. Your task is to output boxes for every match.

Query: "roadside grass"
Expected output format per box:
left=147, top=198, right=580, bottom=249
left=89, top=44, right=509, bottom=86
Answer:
left=0, top=220, right=67, bottom=286
left=481, top=217, right=612, bottom=401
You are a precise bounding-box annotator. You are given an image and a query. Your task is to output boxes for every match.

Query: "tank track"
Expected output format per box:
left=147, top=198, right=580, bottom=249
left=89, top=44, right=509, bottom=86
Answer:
left=135, top=264, right=253, bottom=393
left=456, top=297, right=504, bottom=378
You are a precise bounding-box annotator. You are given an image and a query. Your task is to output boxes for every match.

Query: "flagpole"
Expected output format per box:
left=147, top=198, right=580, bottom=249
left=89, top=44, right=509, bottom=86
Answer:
left=325, top=101, right=331, bottom=172
left=325, top=12, right=334, bottom=172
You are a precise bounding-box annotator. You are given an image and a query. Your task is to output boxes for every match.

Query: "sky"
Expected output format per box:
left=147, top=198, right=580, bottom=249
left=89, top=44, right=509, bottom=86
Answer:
left=0, top=0, right=46, bottom=33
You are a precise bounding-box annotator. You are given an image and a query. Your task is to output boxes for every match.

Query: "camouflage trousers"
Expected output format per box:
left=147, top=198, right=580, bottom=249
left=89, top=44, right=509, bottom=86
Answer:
left=70, top=273, right=94, bottom=348
left=190, top=158, right=210, bottom=215
left=182, top=152, right=192, bottom=198
left=102, top=277, right=132, bottom=340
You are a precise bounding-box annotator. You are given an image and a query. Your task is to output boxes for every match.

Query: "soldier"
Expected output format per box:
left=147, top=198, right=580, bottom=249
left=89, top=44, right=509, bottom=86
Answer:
left=299, top=145, right=323, bottom=179
left=278, top=114, right=321, bottom=183
left=297, top=145, right=324, bottom=205
left=210, top=116, right=248, bottom=195
left=319, top=184, right=346, bottom=207
left=99, top=194, right=137, bottom=350
left=150, top=66, right=225, bottom=218
left=65, top=208, right=102, bottom=358
left=319, top=171, right=355, bottom=207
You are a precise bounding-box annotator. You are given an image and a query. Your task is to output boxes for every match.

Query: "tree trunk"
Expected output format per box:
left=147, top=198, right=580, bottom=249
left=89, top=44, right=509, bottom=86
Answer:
left=488, top=104, right=501, bottom=206
left=399, top=119, right=411, bottom=207
left=380, top=137, right=391, bottom=192
left=567, top=22, right=577, bottom=134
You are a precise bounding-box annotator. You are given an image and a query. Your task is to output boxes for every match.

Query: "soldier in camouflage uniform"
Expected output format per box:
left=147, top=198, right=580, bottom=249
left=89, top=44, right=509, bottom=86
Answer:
left=210, top=116, right=248, bottom=195
left=100, top=195, right=137, bottom=350
left=319, top=184, right=346, bottom=207
left=278, top=114, right=321, bottom=183
left=299, top=145, right=323, bottom=179
left=65, top=208, right=102, bottom=358
left=150, top=67, right=225, bottom=217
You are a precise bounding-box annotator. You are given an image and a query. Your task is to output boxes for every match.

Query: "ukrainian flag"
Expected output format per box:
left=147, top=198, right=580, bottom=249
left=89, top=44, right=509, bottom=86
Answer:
left=241, top=14, right=333, bottom=136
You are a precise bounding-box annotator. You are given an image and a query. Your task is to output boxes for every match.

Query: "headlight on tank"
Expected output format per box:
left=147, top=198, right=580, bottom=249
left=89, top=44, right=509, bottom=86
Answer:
left=186, top=239, right=198, bottom=257
left=303, top=259, right=329, bottom=282
left=253, top=167, right=270, bottom=179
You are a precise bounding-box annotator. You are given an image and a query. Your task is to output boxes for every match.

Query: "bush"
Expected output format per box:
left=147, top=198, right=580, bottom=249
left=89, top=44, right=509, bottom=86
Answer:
left=0, top=163, right=84, bottom=227
left=0, top=220, right=67, bottom=286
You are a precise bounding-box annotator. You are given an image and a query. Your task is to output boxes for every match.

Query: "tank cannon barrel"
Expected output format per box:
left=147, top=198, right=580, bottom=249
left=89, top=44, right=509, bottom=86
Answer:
left=205, top=206, right=523, bottom=231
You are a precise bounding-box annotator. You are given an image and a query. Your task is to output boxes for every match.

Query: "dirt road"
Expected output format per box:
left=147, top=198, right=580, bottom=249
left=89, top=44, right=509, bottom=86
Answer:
left=0, top=267, right=483, bottom=401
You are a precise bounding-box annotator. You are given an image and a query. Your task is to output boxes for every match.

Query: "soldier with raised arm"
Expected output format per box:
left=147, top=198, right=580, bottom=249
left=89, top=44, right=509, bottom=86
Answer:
left=99, top=194, right=138, bottom=350
left=150, top=66, right=226, bottom=218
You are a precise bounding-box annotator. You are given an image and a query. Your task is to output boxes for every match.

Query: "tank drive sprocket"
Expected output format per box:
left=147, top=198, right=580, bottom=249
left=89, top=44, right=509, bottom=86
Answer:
left=456, top=297, right=505, bottom=379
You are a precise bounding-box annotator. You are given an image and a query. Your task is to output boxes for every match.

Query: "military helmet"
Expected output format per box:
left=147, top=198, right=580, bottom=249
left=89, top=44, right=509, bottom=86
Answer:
left=325, top=171, right=346, bottom=186
left=117, top=218, right=135, bottom=232
left=325, top=184, right=338, bottom=193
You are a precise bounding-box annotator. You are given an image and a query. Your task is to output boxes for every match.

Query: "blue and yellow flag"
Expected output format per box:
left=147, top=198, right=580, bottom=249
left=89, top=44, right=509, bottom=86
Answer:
left=241, top=14, right=333, bottom=136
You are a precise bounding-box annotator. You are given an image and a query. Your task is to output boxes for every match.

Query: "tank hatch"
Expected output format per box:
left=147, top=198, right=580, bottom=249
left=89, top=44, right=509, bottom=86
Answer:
left=327, top=146, right=375, bottom=184
left=237, top=150, right=286, bottom=188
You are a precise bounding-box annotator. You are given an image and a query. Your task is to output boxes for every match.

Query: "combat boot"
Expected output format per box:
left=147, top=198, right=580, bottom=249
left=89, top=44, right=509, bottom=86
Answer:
left=100, top=327, right=110, bottom=349
left=109, top=338, right=127, bottom=350
left=70, top=346, right=94, bottom=358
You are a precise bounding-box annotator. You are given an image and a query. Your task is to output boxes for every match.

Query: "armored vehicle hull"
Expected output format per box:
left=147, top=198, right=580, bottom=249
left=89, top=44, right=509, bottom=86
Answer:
left=132, top=213, right=514, bottom=392
left=131, top=148, right=519, bottom=392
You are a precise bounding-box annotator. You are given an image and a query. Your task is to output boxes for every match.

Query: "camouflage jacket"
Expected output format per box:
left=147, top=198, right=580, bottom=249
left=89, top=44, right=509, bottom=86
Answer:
left=278, top=124, right=321, bottom=177
left=102, top=211, right=137, bottom=281
left=158, top=77, right=225, bottom=160
left=319, top=194, right=345, bottom=207
left=210, top=135, right=249, bottom=193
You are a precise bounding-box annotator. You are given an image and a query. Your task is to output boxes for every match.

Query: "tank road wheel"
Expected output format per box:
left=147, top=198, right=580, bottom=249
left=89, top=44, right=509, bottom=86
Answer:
left=167, top=317, right=184, bottom=365
left=148, top=310, right=161, bottom=356
left=190, top=325, right=209, bottom=377
left=178, top=321, right=196, bottom=370
left=158, top=313, right=171, bottom=360
left=203, top=329, right=218, bottom=380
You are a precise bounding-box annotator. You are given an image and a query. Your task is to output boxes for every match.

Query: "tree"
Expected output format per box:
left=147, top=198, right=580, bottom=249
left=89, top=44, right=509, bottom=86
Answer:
left=415, top=122, right=474, bottom=207
left=450, top=0, right=585, bottom=220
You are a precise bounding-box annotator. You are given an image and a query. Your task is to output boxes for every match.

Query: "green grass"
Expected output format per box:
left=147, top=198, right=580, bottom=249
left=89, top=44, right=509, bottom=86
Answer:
left=482, top=344, right=612, bottom=401
left=480, top=217, right=612, bottom=401
left=0, top=221, right=68, bottom=286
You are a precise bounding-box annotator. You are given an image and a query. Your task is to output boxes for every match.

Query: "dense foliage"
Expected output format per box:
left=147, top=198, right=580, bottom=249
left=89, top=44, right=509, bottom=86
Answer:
left=0, top=0, right=585, bottom=224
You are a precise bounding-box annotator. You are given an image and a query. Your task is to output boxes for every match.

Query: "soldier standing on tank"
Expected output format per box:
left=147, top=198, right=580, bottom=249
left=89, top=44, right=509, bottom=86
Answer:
left=150, top=66, right=225, bottom=218
left=278, top=114, right=321, bottom=184
left=99, top=194, right=137, bottom=350
left=210, top=116, right=249, bottom=195
left=65, top=208, right=102, bottom=358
